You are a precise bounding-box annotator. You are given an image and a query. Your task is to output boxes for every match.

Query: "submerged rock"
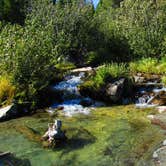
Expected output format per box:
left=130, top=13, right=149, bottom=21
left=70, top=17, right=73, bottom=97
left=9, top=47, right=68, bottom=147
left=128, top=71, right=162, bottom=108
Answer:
left=147, top=113, right=166, bottom=130
left=0, top=152, right=31, bottom=166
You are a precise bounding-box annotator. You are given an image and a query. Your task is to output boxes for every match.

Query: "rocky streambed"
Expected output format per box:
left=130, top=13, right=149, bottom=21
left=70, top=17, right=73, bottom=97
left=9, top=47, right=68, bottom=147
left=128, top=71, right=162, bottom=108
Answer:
left=0, top=105, right=165, bottom=166
left=0, top=68, right=166, bottom=166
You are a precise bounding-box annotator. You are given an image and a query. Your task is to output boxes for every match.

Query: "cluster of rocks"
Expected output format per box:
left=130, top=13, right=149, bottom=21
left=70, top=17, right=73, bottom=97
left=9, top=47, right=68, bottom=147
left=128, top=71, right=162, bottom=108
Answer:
left=134, top=73, right=166, bottom=106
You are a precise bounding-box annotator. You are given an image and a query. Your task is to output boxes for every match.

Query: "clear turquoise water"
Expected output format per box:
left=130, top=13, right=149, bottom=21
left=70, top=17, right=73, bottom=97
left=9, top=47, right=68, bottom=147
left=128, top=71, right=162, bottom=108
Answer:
left=0, top=106, right=165, bottom=166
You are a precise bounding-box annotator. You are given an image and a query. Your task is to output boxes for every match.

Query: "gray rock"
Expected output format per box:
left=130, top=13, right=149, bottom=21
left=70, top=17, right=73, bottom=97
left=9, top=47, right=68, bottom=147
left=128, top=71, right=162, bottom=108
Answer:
left=106, top=78, right=126, bottom=102
left=134, top=76, right=145, bottom=84
left=163, top=140, right=166, bottom=146
left=147, top=112, right=166, bottom=130
left=0, top=104, right=17, bottom=121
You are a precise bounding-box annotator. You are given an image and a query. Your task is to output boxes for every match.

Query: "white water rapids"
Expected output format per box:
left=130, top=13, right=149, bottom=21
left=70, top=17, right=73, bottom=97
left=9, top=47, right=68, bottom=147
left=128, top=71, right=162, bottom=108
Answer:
left=48, top=72, right=104, bottom=117
left=136, top=85, right=166, bottom=108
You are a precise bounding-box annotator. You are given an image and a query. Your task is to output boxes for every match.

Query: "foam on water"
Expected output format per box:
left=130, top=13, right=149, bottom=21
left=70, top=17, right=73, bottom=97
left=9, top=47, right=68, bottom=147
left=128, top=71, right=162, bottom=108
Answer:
left=51, top=72, right=92, bottom=116
left=136, top=84, right=166, bottom=108
left=153, top=87, right=166, bottom=93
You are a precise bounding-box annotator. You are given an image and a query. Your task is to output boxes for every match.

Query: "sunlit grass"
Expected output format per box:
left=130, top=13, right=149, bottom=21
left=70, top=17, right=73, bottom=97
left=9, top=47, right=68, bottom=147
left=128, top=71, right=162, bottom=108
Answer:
left=93, top=63, right=128, bottom=87
left=129, top=57, right=166, bottom=74
left=0, top=75, right=15, bottom=106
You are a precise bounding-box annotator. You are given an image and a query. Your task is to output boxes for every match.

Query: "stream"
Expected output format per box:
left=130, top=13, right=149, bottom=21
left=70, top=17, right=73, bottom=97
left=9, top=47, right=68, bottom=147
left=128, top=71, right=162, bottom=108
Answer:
left=0, top=72, right=166, bottom=166
left=48, top=72, right=104, bottom=117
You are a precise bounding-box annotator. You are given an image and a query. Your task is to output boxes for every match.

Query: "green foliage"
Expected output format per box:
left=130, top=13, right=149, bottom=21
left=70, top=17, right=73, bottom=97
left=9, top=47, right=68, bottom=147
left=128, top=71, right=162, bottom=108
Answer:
left=161, top=76, right=166, bottom=86
left=95, top=0, right=166, bottom=61
left=92, top=63, right=128, bottom=88
left=0, top=0, right=166, bottom=110
left=0, top=0, right=27, bottom=24
left=0, top=0, right=96, bottom=109
left=0, top=1, right=58, bottom=108
left=129, top=57, right=166, bottom=74
left=55, top=62, right=76, bottom=71
left=92, top=11, right=131, bottom=64
left=53, top=0, right=95, bottom=65
left=0, top=75, right=15, bottom=106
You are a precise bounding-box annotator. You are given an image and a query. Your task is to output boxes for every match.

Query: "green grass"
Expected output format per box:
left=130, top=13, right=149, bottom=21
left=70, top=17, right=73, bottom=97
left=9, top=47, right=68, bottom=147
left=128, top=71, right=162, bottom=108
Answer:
left=55, top=62, right=76, bottom=71
left=93, top=63, right=128, bottom=87
left=129, top=57, right=166, bottom=74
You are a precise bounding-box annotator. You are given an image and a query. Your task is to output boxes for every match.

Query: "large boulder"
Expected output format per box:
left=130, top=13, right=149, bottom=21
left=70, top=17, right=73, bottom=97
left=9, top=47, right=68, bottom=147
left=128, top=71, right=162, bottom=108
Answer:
left=79, top=77, right=134, bottom=104
left=105, top=78, right=134, bottom=103
left=0, top=104, right=17, bottom=122
left=106, top=78, right=125, bottom=102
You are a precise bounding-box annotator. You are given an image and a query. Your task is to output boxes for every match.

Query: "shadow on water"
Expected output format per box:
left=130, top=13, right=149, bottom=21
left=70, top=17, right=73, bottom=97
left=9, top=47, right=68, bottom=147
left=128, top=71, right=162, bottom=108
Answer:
left=54, top=127, right=96, bottom=153
left=0, top=153, right=31, bottom=166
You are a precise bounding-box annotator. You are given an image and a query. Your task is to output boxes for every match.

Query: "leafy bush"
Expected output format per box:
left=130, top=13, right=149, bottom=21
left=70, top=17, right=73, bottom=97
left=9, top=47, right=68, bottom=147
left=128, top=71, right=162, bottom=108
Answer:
left=96, top=0, right=166, bottom=61
left=0, top=0, right=96, bottom=109
left=0, top=0, right=28, bottom=24
left=0, top=76, right=15, bottom=106
left=0, top=1, right=58, bottom=108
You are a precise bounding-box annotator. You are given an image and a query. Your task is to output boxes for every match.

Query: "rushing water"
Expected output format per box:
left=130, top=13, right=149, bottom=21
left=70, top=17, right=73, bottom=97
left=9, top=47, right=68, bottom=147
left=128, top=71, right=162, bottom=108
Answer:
left=136, top=84, right=166, bottom=108
left=49, top=72, right=104, bottom=117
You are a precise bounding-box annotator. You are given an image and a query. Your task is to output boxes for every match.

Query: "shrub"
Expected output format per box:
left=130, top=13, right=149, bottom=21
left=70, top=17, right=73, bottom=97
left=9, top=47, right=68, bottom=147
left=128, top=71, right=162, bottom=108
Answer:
left=157, top=56, right=166, bottom=74
left=0, top=76, right=15, bottom=106
left=96, top=0, right=166, bottom=60
left=0, top=0, right=28, bottom=24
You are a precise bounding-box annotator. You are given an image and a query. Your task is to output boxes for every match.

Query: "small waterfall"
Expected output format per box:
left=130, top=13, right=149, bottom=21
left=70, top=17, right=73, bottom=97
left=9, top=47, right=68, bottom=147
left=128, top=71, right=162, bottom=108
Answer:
left=49, top=72, right=104, bottom=117
left=136, top=83, right=166, bottom=108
